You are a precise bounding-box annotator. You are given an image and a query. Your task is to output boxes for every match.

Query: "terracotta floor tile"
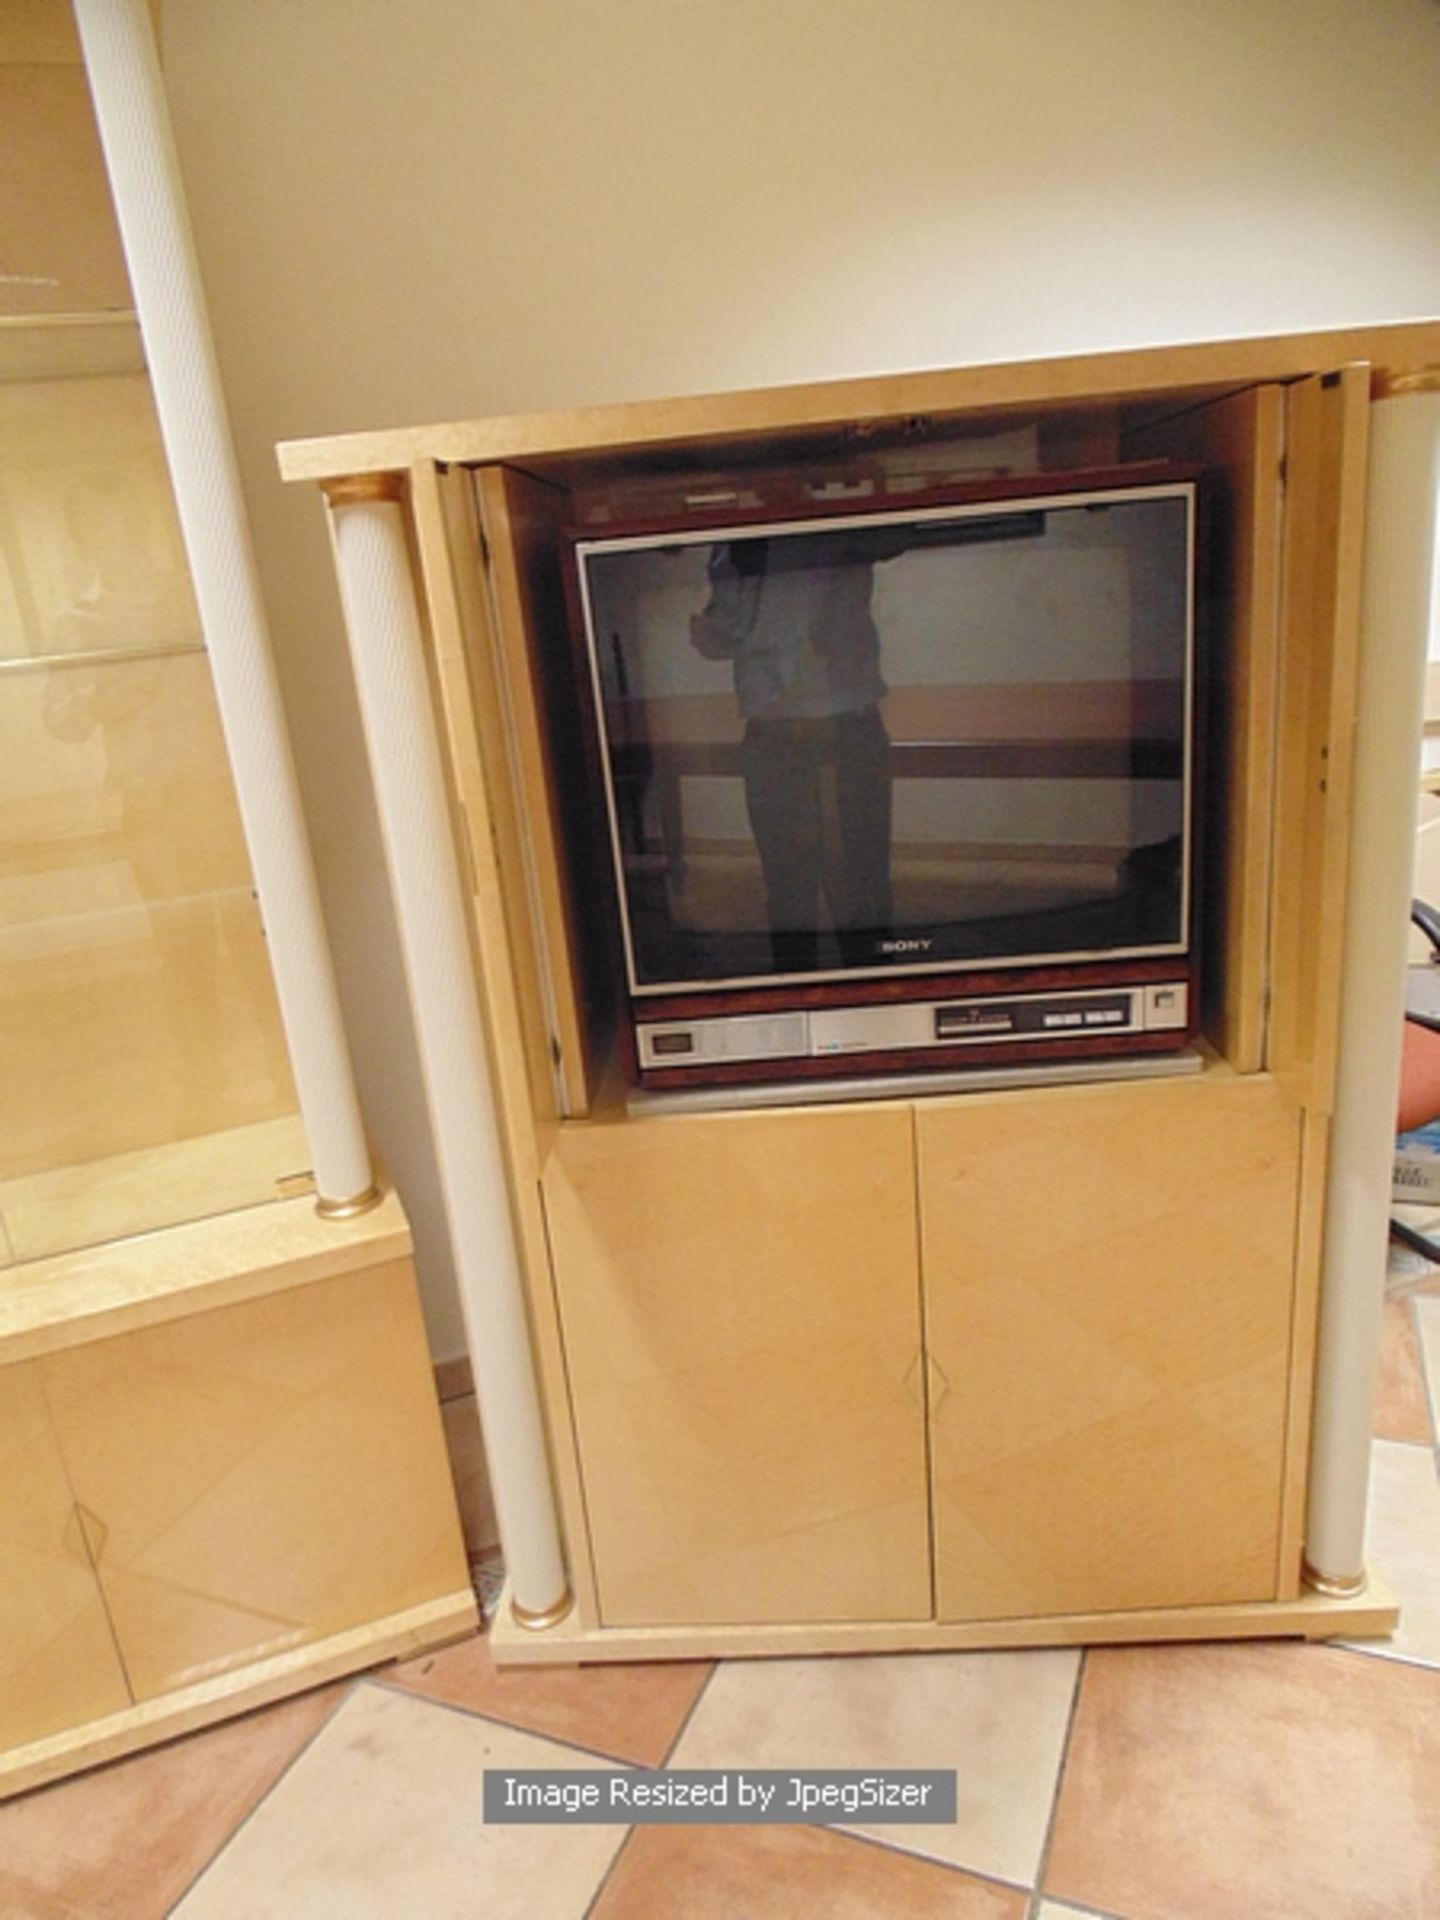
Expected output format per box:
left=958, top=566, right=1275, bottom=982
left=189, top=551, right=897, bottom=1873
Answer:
left=0, top=1681, right=345, bottom=1920
left=1344, top=1438, right=1440, bottom=1668
left=590, top=1824, right=1028, bottom=1920
left=171, top=1682, right=624, bottom=1919
left=1374, top=1294, right=1433, bottom=1443
left=384, top=1627, right=711, bottom=1765
left=439, top=1394, right=500, bottom=1556
left=671, top=1648, right=1078, bottom=1887
left=1046, top=1640, right=1440, bottom=1920
left=432, top=1353, right=474, bottom=1402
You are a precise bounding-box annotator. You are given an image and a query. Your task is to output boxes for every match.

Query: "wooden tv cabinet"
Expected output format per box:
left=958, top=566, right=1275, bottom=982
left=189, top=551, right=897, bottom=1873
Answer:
left=283, top=324, right=1440, bottom=1664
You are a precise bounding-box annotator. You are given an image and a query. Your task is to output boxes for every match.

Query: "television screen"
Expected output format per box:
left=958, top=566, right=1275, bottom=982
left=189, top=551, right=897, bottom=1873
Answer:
left=574, top=482, right=1195, bottom=997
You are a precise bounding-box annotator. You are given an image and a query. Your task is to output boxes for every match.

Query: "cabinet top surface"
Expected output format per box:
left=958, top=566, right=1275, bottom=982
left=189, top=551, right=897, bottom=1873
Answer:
left=0, top=1184, right=412, bottom=1366
left=277, top=320, right=1440, bottom=485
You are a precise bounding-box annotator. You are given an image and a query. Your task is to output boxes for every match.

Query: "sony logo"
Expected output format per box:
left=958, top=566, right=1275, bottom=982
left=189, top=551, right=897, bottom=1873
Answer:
left=878, top=937, right=933, bottom=955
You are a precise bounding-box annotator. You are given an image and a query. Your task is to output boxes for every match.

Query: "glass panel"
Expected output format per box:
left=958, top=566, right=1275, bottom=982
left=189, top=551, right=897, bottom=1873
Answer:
left=0, top=371, right=199, bottom=661
left=0, top=333, right=304, bottom=1265
left=580, top=491, right=1192, bottom=991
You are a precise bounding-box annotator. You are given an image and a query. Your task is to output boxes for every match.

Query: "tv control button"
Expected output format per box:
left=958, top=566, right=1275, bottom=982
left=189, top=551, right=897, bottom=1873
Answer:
left=650, top=1031, right=695, bottom=1057
left=1142, top=983, right=1189, bottom=1031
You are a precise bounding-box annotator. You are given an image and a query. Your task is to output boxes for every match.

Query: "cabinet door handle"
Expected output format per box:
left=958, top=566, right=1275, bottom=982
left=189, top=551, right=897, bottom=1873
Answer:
left=902, top=1350, right=925, bottom=1407
left=927, top=1354, right=951, bottom=1414
left=62, top=1504, right=91, bottom=1566
left=902, top=1352, right=951, bottom=1412
left=75, top=1503, right=109, bottom=1566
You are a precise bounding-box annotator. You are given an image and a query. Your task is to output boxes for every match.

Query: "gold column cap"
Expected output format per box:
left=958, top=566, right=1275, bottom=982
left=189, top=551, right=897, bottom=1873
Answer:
left=320, top=471, right=409, bottom=508
left=1371, top=364, right=1440, bottom=401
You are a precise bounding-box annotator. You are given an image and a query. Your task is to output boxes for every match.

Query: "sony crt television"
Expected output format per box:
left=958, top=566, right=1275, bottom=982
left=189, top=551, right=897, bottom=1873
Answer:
left=567, top=468, right=1203, bottom=1092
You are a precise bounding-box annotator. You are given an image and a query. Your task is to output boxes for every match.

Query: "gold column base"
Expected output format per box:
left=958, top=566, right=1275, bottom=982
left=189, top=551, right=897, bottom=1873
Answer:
left=511, top=1587, right=575, bottom=1633
left=1302, top=1560, right=1369, bottom=1598
left=315, top=1185, right=384, bottom=1221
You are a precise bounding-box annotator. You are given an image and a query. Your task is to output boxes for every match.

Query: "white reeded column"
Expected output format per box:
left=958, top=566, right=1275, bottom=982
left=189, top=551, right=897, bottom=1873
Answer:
left=326, top=480, right=570, bottom=1626
left=72, top=0, right=375, bottom=1214
left=1306, top=383, right=1440, bottom=1592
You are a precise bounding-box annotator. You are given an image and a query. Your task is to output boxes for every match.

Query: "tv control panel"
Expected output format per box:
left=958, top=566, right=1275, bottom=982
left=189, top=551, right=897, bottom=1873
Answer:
left=637, top=981, right=1189, bottom=1071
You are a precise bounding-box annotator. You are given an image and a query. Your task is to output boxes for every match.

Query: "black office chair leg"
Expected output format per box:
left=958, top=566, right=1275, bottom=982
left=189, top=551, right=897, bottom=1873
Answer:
left=1390, top=1215, right=1440, bottom=1265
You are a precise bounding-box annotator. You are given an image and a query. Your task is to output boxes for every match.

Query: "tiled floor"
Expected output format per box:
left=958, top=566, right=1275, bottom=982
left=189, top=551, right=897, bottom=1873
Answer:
left=3, top=1264, right=1439, bottom=1920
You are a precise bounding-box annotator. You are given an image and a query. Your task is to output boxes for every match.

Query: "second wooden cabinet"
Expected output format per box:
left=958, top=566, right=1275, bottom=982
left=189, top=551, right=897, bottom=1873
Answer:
left=542, top=1060, right=1305, bottom=1629
left=39, top=1261, right=465, bottom=1701
left=1, top=1240, right=473, bottom=1785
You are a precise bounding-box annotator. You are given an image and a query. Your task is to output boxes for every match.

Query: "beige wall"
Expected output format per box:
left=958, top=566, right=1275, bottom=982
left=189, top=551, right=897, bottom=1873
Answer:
left=157, top=0, right=1440, bottom=1354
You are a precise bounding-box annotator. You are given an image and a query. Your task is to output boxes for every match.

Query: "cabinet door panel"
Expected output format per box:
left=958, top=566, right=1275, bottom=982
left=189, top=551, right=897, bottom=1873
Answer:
left=544, top=1104, right=929, bottom=1627
left=0, top=1360, right=130, bottom=1749
left=40, top=1263, right=467, bottom=1700
left=919, top=1071, right=1300, bottom=1622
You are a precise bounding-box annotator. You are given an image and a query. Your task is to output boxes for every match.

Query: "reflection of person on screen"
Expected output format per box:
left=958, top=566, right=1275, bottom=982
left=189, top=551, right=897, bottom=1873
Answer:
left=690, top=534, right=893, bottom=969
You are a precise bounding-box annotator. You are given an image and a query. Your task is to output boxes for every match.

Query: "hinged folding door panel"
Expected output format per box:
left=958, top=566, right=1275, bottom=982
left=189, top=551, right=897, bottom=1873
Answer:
left=0, top=1358, right=130, bottom=1749
left=544, top=1102, right=930, bottom=1627
left=1121, top=381, right=1288, bottom=1073
left=1267, top=366, right=1373, bottom=1111
left=919, top=1069, right=1300, bottom=1622
left=470, top=464, right=602, bottom=1119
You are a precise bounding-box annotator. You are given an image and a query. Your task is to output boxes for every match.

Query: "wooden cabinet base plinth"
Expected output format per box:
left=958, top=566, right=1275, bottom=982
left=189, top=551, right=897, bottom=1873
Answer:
left=487, top=1571, right=1397, bottom=1668
left=0, top=1589, right=478, bottom=1802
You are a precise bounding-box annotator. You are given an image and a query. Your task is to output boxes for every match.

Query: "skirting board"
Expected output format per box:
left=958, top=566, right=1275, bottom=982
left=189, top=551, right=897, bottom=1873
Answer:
left=488, top=1573, right=1398, bottom=1667
left=0, top=1588, right=479, bottom=1802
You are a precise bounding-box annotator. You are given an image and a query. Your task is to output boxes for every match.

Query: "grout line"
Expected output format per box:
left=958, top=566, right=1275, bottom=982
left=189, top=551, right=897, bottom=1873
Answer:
left=578, top=1656, right=720, bottom=1918
left=815, top=1822, right=1034, bottom=1898
left=580, top=1831, right=633, bottom=1919
left=1025, top=1647, right=1089, bottom=1920
left=580, top=1814, right=635, bottom=1920
left=1028, top=1894, right=1132, bottom=1920
left=162, top=1677, right=361, bottom=1917
left=361, top=1671, right=673, bottom=1771
left=1327, top=1639, right=1440, bottom=1676
left=658, top=1661, right=717, bottom=1769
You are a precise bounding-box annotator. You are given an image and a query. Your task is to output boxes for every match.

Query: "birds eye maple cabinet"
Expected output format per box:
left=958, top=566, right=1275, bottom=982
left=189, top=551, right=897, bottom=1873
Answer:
left=0, top=1193, right=476, bottom=1797
left=283, top=323, right=1440, bottom=1664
